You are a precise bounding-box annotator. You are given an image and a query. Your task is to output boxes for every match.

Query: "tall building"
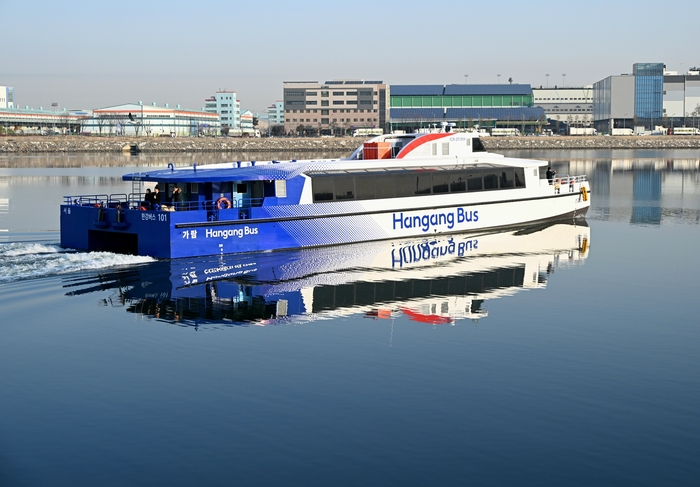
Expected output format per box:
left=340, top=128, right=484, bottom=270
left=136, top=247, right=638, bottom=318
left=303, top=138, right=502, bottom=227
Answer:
left=204, top=91, right=240, bottom=132
left=0, top=86, right=13, bottom=109
left=283, top=80, right=388, bottom=135
left=633, top=63, right=664, bottom=124
left=266, top=101, right=284, bottom=126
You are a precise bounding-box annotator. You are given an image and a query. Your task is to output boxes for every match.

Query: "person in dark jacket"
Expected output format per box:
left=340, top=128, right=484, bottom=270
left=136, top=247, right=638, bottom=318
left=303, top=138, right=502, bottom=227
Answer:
left=171, top=186, right=183, bottom=210
left=546, top=167, right=556, bottom=184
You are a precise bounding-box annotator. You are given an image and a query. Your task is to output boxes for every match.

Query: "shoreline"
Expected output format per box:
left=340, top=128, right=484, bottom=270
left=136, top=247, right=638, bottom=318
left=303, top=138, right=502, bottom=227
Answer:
left=2, top=135, right=700, bottom=153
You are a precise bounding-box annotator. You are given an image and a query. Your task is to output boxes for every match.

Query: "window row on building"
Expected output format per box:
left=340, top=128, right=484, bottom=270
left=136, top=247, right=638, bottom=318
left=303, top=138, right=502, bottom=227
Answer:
left=391, top=95, right=533, bottom=108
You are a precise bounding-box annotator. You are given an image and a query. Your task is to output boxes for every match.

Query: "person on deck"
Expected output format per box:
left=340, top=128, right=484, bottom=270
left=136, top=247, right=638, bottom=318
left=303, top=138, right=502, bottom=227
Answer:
left=144, top=188, right=155, bottom=208
left=171, top=186, right=183, bottom=210
left=546, top=167, right=556, bottom=184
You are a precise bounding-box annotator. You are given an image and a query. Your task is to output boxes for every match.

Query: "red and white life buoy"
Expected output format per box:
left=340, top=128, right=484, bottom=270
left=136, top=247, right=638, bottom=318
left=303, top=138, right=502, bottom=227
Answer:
left=216, top=197, right=232, bottom=210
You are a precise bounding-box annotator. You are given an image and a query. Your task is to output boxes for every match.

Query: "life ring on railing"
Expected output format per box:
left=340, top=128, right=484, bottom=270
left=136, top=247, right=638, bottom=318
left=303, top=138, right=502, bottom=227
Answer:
left=581, top=186, right=588, bottom=201
left=216, top=197, right=232, bottom=210
left=139, top=206, right=147, bottom=211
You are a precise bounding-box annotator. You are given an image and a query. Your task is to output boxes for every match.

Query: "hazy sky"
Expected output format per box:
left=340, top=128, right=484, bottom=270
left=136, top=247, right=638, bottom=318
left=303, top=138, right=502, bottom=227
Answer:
left=2, top=0, right=698, bottom=115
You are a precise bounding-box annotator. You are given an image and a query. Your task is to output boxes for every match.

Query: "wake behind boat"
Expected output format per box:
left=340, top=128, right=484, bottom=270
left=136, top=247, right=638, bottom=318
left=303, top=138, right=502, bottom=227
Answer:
left=60, top=130, right=590, bottom=258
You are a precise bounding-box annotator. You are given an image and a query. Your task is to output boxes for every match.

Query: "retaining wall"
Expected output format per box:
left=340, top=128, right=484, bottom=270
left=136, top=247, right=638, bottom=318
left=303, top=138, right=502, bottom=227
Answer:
left=2, top=135, right=700, bottom=153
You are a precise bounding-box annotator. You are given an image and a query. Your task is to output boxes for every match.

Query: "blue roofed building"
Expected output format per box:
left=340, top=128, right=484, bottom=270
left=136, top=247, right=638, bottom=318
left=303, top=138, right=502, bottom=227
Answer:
left=390, top=84, right=546, bottom=133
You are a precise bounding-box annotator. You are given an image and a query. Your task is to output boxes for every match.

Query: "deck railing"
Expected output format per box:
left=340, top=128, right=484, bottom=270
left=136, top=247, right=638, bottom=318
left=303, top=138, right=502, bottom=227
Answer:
left=63, top=193, right=264, bottom=212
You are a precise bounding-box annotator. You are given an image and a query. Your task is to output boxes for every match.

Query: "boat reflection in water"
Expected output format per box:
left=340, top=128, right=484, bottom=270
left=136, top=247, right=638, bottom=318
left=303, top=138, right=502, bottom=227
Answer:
left=63, top=221, right=590, bottom=327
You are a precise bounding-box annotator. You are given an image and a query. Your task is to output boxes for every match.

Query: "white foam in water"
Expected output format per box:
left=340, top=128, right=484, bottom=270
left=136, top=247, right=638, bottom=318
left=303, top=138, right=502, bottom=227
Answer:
left=0, top=242, right=155, bottom=284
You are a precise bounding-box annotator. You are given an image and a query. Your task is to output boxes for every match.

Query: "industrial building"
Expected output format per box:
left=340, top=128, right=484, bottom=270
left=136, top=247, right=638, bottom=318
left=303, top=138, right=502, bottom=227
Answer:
left=532, top=87, right=593, bottom=127
left=593, top=63, right=700, bottom=133
left=0, top=106, right=89, bottom=135
left=389, top=84, right=546, bottom=134
left=84, top=102, right=220, bottom=137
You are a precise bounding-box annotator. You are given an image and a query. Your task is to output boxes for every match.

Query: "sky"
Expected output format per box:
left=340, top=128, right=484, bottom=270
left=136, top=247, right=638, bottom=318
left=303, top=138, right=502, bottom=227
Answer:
left=2, top=0, right=699, bottom=115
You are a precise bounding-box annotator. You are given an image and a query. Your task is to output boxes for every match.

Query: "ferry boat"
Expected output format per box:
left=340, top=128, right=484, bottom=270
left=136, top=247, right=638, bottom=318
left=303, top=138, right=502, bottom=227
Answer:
left=60, top=130, right=591, bottom=258
left=64, top=222, right=591, bottom=326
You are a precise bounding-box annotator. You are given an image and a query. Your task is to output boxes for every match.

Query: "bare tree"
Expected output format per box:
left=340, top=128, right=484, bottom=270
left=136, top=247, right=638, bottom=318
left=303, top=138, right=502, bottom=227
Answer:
left=107, top=117, right=116, bottom=136
left=110, top=114, right=126, bottom=136
left=60, top=111, right=72, bottom=134
left=95, top=114, right=107, bottom=136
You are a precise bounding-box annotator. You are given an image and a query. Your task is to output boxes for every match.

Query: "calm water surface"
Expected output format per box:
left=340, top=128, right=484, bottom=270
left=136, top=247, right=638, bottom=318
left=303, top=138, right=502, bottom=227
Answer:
left=0, top=150, right=699, bottom=486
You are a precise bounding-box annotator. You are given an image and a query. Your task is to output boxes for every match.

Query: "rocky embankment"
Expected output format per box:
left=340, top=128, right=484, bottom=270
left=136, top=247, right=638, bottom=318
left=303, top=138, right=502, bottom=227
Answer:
left=2, top=135, right=700, bottom=153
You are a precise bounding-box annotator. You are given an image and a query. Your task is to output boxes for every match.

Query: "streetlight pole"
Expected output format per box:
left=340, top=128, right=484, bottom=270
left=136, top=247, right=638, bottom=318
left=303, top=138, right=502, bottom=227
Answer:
left=51, top=102, right=58, bottom=135
left=562, top=74, right=566, bottom=87
left=497, top=74, right=501, bottom=84
left=464, top=74, right=468, bottom=84
left=546, top=74, right=549, bottom=88
left=141, top=102, right=144, bottom=137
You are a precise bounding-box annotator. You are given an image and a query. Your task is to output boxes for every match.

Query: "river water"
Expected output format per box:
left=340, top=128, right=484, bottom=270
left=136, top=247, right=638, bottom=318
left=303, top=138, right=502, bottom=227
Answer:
left=0, top=150, right=699, bottom=486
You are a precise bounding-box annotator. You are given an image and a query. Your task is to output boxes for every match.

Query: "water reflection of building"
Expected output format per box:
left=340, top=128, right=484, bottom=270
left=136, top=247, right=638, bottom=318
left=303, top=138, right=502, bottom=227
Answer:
left=64, top=223, right=590, bottom=328
left=545, top=156, right=700, bottom=226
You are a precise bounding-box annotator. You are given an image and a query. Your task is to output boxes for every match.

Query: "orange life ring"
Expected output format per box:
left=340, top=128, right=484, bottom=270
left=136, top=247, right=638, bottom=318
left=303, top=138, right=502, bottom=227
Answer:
left=216, top=197, right=232, bottom=210
left=139, top=206, right=147, bottom=211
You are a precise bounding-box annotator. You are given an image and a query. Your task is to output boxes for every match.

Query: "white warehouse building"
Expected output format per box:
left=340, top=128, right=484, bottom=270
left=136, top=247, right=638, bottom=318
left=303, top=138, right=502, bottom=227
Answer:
left=83, top=102, right=220, bottom=137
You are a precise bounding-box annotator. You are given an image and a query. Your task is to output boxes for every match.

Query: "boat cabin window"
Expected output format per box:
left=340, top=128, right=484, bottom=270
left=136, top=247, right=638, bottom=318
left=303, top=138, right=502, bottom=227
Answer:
left=355, top=174, right=376, bottom=199
left=467, top=171, right=483, bottom=191
left=432, top=172, right=450, bottom=194
left=472, top=138, right=487, bottom=152
left=335, top=176, right=355, bottom=200
left=311, top=166, right=526, bottom=202
left=375, top=174, right=395, bottom=199
left=416, top=174, right=432, bottom=195
left=313, top=176, right=334, bottom=201
left=483, top=172, right=499, bottom=190
left=236, top=183, right=248, bottom=194
left=191, top=183, right=199, bottom=194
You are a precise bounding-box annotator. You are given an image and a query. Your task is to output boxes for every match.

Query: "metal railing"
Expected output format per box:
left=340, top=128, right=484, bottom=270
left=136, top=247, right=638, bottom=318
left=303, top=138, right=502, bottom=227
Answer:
left=63, top=193, right=264, bottom=212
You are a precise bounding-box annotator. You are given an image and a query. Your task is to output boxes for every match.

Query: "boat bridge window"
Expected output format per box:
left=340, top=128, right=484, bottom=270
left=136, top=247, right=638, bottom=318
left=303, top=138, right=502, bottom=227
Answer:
left=311, top=166, right=526, bottom=202
left=472, top=138, right=487, bottom=152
